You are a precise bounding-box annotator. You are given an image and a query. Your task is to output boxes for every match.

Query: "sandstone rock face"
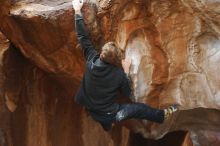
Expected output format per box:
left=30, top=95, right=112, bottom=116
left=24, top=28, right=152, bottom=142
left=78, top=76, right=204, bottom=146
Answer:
left=0, top=31, right=131, bottom=146
left=0, top=0, right=220, bottom=146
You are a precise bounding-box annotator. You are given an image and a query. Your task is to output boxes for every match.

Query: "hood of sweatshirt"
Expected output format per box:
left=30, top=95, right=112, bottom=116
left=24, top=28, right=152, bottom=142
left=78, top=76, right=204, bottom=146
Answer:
left=88, top=55, right=114, bottom=77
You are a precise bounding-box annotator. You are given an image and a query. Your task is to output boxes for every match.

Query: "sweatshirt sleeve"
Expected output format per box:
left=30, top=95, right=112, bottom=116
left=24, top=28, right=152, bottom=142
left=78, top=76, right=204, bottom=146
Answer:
left=120, top=73, right=134, bottom=99
left=75, top=14, right=97, bottom=61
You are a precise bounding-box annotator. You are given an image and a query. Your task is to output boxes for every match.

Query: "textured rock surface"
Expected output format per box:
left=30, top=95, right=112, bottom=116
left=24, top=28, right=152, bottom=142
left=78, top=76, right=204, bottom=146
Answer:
left=0, top=0, right=220, bottom=146
left=0, top=32, right=131, bottom=146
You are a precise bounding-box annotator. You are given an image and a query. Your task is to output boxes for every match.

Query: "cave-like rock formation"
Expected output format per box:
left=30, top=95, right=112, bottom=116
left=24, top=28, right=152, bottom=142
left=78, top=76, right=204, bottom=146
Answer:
left=0, top=0, right=220, bottom=146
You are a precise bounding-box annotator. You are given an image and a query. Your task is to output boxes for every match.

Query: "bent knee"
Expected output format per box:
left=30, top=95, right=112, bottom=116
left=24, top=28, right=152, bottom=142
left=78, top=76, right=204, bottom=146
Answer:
left=115, top=110, right=127, bottom=122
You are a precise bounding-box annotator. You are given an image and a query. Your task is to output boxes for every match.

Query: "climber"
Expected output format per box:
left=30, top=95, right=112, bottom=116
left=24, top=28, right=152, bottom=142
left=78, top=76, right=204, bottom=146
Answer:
left=72, top=0, right=178, bottom=131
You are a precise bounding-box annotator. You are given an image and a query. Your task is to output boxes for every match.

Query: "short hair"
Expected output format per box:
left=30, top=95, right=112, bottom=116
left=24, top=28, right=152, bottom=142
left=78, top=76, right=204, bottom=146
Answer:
left=100, top=42, right=123, bottom=67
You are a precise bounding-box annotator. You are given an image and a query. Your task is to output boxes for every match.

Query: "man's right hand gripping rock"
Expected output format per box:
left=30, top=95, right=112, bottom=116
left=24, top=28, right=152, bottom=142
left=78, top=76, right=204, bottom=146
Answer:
left=72, top=0, right=84, bottom=15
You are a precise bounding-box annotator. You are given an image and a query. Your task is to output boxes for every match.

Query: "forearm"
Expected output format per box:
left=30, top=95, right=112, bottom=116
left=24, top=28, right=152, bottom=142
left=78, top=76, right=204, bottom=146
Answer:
left=75, top=13, right=88, bottom=38
left=74, top=11, right=97, bottom=61
left=72, top=0, right=85, bottom=38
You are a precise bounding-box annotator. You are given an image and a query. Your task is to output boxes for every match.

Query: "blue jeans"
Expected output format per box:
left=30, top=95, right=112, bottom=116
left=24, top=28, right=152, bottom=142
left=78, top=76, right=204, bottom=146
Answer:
left=89, top=103, right=165, bottom=131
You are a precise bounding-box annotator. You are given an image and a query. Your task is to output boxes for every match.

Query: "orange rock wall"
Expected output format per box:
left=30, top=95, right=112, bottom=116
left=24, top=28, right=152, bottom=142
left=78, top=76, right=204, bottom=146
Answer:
left=0, top=32, right=131, bottom=146
left=0, top=0, right=220, bottom=146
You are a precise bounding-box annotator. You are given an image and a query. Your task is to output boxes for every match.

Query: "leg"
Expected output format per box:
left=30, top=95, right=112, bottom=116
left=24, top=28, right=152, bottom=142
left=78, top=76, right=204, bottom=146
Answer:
left=115, top=103, right=165, bottom=123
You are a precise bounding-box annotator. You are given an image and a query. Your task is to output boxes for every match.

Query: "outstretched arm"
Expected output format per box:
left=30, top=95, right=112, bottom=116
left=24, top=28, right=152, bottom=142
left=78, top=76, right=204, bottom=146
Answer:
left=72, top=0, right=97, bottom=61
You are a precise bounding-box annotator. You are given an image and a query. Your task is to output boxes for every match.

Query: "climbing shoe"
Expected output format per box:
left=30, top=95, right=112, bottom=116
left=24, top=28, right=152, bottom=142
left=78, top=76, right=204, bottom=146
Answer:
left=164, top=104, right=178, bottom=119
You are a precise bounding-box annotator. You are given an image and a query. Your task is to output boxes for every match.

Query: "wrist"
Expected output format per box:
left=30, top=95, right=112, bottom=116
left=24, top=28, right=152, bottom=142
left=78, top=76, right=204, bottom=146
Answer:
left=75, top=10, right=82, bottom=15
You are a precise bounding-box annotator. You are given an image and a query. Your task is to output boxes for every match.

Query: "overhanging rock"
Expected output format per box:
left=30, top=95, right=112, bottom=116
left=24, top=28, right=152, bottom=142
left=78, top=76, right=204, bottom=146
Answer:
left=0, top=0, right=220, bottom=145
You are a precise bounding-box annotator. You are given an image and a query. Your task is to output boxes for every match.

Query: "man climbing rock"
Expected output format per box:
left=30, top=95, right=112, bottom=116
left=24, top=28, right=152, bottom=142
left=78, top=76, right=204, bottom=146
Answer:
left=72, top=0, right=178, bottom=131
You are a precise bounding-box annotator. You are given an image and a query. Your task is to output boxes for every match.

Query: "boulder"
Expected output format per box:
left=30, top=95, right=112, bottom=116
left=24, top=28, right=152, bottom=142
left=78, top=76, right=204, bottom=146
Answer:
left=0, top=0, right=220, bottom=145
